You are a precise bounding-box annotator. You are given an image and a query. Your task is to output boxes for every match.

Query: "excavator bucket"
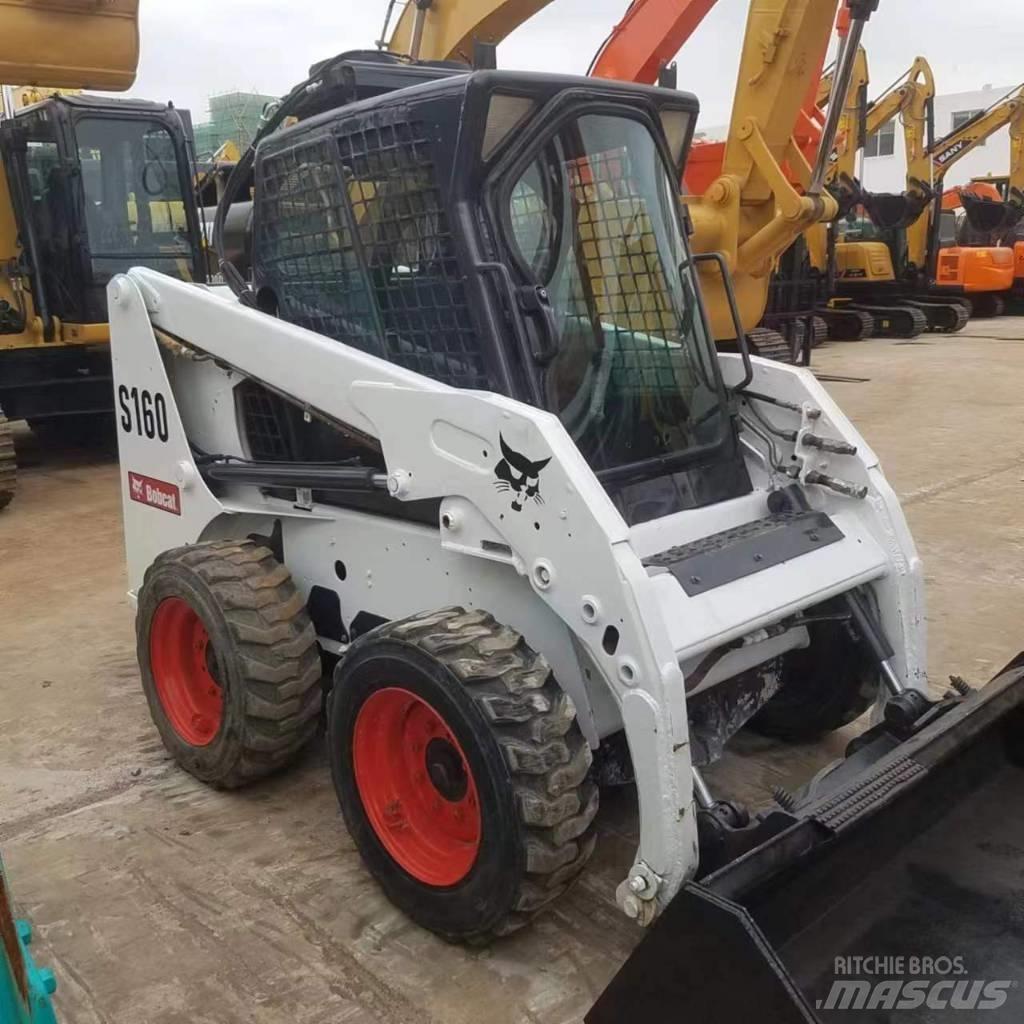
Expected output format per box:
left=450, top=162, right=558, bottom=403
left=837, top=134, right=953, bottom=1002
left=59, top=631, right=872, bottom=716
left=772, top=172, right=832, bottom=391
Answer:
left=960, top=191, right=1024, bottom=236
left=589, top=655, right=1024, bottom=1024
left=860, top=191, right=931, bottom=231
left=0, top=0, right=139, bottom=92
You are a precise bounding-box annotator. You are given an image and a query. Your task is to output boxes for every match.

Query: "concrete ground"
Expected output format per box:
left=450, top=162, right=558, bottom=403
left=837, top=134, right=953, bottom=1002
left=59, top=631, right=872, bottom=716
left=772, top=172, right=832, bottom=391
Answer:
left=2, top=321, right=1023, bottom=1023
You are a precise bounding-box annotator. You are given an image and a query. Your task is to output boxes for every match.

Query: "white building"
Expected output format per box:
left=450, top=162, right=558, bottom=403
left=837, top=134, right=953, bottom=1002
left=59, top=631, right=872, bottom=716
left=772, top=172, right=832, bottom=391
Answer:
left=859, top=84, right=1016, bottom=194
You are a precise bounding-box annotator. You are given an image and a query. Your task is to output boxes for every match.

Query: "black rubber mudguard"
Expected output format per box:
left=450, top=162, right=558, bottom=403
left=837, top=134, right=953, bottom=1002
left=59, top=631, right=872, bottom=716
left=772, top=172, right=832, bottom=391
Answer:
left=588, top=654, right=1024, bottom=1024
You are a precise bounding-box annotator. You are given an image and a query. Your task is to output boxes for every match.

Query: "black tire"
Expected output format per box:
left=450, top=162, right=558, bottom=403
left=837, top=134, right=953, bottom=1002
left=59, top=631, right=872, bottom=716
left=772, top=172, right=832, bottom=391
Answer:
left=329, top=607, right=598, bottom=942
left=749, top=616, right=879, bottom=742
left=137, top=539, right=322, bottom=788
left=0, top=410, right=15, bottom=511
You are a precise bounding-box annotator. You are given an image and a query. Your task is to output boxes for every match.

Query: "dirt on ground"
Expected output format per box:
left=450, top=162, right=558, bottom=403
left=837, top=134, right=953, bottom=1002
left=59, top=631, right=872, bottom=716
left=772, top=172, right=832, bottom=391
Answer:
left=1, top=322, right=1022, bottom=1023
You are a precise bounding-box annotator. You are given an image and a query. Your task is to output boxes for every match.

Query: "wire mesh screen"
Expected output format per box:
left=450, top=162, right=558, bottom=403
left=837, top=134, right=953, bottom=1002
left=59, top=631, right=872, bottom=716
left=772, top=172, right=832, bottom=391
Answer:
left=256, top=137, right=382, bottom=351
left=236, top=380, right=293, bottom=461
left=255, top=120, right=488, bottom=390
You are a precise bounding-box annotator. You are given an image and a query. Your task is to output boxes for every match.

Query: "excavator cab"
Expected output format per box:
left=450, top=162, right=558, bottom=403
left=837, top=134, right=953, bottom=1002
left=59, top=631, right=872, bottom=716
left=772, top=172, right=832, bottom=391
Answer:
left=0, top=94, right=204, bottom=340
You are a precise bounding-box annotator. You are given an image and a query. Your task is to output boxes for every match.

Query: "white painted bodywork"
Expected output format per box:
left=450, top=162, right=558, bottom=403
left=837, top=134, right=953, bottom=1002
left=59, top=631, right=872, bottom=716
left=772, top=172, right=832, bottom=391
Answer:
left=109, top=267, right=926, bottom=922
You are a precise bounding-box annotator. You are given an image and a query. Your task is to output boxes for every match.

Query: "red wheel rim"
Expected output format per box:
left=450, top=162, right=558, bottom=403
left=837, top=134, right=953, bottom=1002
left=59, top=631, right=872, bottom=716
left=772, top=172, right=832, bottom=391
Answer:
left=352, top=688, right=482, bottom=886
left=149, top=597, right=224, bottom=747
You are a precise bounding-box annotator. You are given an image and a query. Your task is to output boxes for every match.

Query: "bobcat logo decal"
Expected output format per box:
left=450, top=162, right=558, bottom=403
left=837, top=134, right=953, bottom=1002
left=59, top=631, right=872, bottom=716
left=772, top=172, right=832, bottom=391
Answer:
left=493, top=434, right=551, bottom=512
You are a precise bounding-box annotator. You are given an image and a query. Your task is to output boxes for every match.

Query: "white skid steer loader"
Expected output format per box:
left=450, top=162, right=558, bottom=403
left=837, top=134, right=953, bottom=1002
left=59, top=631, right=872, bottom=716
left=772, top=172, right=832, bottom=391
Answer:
left=111, top=50, right=1024, bottom=1022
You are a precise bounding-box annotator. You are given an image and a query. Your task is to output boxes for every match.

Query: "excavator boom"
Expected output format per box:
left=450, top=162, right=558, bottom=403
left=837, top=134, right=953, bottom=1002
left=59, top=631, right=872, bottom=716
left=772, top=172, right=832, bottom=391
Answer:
left=589, top=0, right=718, bottom=84
left=385, top=0, right=555, bottom=62
left=0, top=0, right=139, bottom=90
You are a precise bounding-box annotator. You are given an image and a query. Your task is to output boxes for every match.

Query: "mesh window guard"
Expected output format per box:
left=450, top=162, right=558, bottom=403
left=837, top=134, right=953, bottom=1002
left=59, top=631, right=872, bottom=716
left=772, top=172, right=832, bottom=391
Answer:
left=507, top=119, right=720, bottom=473
left=256, top=120, right=489, bottom=390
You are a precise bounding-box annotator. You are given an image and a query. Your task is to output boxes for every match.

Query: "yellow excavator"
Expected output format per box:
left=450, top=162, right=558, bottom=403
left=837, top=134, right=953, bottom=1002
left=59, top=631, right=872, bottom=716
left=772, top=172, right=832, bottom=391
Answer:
left=810, top=48, right=972, bottom=335
left=0, top=0, right=205, bottom=509
left=836, top=72, right=1022, bottom=322
left=385, top=0, right=871, bottom=364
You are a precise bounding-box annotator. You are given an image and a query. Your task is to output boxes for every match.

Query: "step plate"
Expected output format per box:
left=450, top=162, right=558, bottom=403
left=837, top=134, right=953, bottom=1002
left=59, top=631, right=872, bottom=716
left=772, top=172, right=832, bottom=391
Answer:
left=644, top=511, right=844, bottom=597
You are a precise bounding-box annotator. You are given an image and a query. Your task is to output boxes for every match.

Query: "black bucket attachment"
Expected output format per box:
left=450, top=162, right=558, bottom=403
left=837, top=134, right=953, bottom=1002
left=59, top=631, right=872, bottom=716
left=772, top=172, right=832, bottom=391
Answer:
left=860, top=190, right=931, bottom=232
left=588, top=656, right=1024, bottom=1024
left=960, top=190, right=1024, bottom=237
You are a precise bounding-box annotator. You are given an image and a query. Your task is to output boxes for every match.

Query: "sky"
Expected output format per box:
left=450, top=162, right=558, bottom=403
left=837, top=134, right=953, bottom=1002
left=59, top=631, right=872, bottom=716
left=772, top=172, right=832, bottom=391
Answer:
left=122, top=0, right=1023, bottom=131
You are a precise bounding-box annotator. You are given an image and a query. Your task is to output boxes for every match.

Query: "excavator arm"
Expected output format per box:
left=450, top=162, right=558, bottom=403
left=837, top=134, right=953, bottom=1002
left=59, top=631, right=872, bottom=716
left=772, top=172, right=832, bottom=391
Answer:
left=827, top=45, right=868, bottom=187
left=828, top=53, right=934, bottom=192
left=686, top=0, right=852, bottom=339
left=0, top=0, right=139, bottom=90
left=385, top=0, right=555, bottom=62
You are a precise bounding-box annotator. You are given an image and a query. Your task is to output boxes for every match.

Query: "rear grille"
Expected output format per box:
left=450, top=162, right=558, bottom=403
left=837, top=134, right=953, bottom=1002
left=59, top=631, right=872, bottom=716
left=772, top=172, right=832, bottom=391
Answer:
left=236, top=380, right=293, bottom=461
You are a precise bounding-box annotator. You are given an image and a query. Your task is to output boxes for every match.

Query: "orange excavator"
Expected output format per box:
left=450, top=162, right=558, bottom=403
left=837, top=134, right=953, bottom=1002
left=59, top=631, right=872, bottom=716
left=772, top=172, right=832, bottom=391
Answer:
left=937, top=97, right=1024, bottom=308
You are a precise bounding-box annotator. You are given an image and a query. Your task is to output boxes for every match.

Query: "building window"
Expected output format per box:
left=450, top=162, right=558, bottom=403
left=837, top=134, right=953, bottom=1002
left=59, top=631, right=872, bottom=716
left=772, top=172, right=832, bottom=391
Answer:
left=864, top=121, right=896, bottom=158
left=952, top=109, right=985, bottom=144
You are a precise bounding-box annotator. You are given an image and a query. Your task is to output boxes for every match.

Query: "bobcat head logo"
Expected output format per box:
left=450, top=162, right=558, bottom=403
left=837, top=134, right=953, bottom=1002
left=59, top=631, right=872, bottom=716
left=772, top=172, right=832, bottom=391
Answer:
left=494, top=434, right=551, bottom=512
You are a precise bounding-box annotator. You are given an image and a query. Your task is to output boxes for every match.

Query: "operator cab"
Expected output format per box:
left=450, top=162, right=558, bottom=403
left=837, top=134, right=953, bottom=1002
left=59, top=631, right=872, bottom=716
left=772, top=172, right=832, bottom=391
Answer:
left=244, top=59, right=752, bottom=524
left=0, top=94, right=204, bottom=335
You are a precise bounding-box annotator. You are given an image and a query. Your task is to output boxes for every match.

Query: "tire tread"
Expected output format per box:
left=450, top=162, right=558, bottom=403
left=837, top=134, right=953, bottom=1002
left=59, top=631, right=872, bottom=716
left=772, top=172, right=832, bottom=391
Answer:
left=141, top=539, right=321, bottom=787
left=366, top=606, right=598, bottom=940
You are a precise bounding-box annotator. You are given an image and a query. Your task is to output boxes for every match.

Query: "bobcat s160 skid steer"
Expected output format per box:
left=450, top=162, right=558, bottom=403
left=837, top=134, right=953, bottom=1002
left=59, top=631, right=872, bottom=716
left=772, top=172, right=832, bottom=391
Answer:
left=110, top=44, right=1024, bottom=1024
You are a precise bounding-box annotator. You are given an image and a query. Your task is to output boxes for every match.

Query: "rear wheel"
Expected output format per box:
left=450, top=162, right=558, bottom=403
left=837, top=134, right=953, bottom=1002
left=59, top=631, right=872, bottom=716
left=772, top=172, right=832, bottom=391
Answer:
left=137, top=539, right=322, bottom=787
left=749, top=615, right=879, bottom=742
left=329, top=607, right=598, bottom=942
left=0, top=410, right=15, bottom=511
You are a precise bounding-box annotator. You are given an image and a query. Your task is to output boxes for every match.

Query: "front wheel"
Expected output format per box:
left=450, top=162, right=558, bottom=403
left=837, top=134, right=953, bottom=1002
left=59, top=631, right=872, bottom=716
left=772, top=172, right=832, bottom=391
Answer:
left=329, top=607, right=598, bottom=942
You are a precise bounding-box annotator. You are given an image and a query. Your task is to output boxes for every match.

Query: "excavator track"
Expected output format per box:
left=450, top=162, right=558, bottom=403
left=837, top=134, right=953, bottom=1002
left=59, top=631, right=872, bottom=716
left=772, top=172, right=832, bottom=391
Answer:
left=0, top=410, right=16, bottom=511
left=969, top=292, right=1005, bottom=318
left=745, top=326, right=795, bottom=363
left=905, top=298, right=971, bottom=333
left=846, top=302, right=927, bottom=339
left=812, top=316, right=829, bottom=348
left=815, top=306, right=875, bottom=342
